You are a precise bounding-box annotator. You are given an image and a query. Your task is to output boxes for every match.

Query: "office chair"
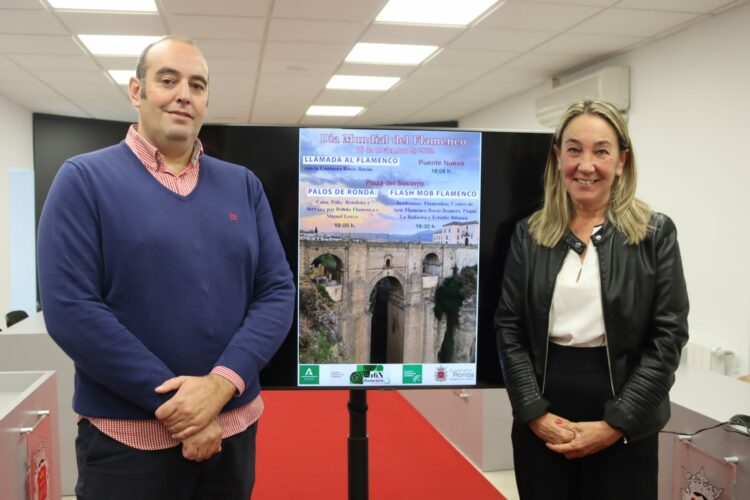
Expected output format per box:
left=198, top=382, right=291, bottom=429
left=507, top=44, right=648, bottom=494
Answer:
left=5, top=310, right=29, bottom=328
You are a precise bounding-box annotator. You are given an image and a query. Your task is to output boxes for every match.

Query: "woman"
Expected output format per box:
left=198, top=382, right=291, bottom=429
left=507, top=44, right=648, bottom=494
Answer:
left=495, top=99, right=688, bottom=499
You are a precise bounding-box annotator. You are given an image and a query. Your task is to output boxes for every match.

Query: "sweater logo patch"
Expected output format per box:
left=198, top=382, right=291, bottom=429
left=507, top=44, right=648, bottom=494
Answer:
left=228, top=213, right=239, bottom=221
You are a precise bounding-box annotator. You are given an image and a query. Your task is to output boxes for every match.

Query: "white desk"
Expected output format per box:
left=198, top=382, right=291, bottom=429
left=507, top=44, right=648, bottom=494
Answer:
left=0, top=371, right=61, bottom=500
left=0, top=313, right=76, bottom=496
left=670, top=364, right=750, bottom=421
left=659, top=364, right=750, bottom=499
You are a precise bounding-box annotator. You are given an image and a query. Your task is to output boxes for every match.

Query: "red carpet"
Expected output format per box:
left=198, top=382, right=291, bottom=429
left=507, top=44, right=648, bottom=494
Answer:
left=254, top=390, right=506, bottom=500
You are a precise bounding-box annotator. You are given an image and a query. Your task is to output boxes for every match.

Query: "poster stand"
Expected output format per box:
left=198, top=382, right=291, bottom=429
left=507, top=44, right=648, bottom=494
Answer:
left=348, top=389, right=368, bottom=500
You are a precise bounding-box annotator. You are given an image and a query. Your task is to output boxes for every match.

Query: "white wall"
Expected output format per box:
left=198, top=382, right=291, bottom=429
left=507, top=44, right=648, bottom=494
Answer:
left=461, top=2, right=750, bottom=375
left=0, top=95, right=34, bottom=328
left=462, top=81, right=553, bottom=133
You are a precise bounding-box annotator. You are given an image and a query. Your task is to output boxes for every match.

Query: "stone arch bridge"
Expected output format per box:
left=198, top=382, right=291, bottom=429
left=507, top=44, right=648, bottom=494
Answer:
left=300, top=239, right=477, bottom=364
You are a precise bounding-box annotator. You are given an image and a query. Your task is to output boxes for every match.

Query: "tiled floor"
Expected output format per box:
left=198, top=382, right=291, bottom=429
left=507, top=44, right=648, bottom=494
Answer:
left=483, top=469, right=520, bottom=500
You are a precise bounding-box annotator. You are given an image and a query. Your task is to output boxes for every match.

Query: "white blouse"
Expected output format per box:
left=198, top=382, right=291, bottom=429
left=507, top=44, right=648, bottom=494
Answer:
left=548, top=228, right=605, bottom=347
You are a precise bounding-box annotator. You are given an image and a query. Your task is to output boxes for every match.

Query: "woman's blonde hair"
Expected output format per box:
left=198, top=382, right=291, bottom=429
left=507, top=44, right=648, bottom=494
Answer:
left=528, top=99, right=651, bottom=246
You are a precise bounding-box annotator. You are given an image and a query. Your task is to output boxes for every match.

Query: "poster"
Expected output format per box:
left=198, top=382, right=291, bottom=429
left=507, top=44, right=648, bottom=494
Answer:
left=297, top=128, right=481, bottom=387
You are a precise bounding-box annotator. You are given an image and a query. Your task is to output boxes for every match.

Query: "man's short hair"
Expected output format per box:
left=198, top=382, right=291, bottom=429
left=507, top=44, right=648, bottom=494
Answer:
left=134, top=35, right=198, bottom=98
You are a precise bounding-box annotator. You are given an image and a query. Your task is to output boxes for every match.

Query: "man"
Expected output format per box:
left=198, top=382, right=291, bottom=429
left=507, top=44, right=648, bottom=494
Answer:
left=37, top=36, right=295, bottom=499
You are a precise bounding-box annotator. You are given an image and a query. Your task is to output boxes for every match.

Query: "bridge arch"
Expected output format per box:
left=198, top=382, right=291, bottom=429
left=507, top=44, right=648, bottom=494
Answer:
left=368, top=275, right=405, bottom=363
left=310, top=253, right=344, bottom=284
left=422, top=252, right=441, bottom=275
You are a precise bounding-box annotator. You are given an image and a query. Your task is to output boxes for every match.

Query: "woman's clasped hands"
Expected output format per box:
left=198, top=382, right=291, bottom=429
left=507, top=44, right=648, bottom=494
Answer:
left=530, top=413, right=624, bottom=459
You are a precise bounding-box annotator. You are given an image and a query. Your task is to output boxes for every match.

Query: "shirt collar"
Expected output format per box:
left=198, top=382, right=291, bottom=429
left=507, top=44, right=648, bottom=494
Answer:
left=563, top=220, right=613, bottom=254
left=125, top=124, right=203, bottom=174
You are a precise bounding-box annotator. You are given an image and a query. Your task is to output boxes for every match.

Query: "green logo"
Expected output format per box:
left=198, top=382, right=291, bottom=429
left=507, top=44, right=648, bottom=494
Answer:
left=299, top=365, right=319, bottom=385
left=350, top=364, right=385, bottom=385
left=402, top=365, right=423, bottom=384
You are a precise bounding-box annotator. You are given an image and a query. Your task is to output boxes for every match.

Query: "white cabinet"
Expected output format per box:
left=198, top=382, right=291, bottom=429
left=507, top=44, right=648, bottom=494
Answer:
left=0, top=317, right=76, bottom=496
left=659, top=365, right=750, bottom=499
left=0, top=371, right=61, bottom=500
left=399, top=388, right=514, bottom=471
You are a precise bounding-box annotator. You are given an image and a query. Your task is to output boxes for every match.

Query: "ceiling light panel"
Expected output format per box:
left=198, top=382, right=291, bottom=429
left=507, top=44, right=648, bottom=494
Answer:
left=48, top=0, right=157, bottom=12
left=326, top=75, right=400, bottom=91
left=78, top=35, right=161, bottom=56
left=306, top=105, right=364, bottom=117
left=346, top=43, right=438, bottom=65
left=376, top=0, right=501, bottom=27
left=108, top=70, right=135, bottom=85
left=57, top=12, right=164, bottom=36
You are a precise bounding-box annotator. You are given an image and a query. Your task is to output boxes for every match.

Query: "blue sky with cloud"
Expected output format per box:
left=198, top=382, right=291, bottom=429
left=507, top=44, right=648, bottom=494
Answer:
left=299, top=128, right=481, bottom=235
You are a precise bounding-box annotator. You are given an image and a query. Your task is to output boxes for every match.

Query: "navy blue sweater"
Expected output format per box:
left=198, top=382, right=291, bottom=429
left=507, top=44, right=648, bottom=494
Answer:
left=38, top=142, right=295, bottom=419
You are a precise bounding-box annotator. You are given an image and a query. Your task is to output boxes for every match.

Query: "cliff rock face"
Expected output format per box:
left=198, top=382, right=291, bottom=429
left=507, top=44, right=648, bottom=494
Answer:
left=452, top=295, right=476, bottom=363
left=434, top=316, right=446, bottom=361
left=299, top=280, right=345, bottom=363
left=433, top=264, right=478, bottom=363
left=434, top=294, right=476, bottom=363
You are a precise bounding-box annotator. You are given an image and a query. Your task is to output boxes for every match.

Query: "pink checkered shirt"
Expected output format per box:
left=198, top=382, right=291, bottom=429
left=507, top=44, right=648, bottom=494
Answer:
left=82, top=125, right=263, bottom=450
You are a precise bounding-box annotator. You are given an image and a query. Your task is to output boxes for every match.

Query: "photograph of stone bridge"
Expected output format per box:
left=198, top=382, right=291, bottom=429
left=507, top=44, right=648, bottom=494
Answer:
left=298, top=239, right=478, bottom=365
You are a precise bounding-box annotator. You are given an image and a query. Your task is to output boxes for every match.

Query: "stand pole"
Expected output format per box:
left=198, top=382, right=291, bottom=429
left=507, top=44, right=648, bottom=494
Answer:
left=348, top=389, right=369, bottom=500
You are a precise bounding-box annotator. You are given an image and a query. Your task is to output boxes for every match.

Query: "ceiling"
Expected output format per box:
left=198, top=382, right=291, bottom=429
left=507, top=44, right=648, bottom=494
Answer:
left=0, top=0, right=746, bottom=127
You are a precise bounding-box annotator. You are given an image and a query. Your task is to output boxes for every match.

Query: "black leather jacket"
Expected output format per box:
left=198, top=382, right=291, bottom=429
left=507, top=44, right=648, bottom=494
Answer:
left=495, top=212, right=689, bottom=442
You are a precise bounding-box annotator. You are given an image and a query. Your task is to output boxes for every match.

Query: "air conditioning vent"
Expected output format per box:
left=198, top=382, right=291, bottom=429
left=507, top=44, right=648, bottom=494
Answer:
left=535, top=66, right=630, bottom=128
